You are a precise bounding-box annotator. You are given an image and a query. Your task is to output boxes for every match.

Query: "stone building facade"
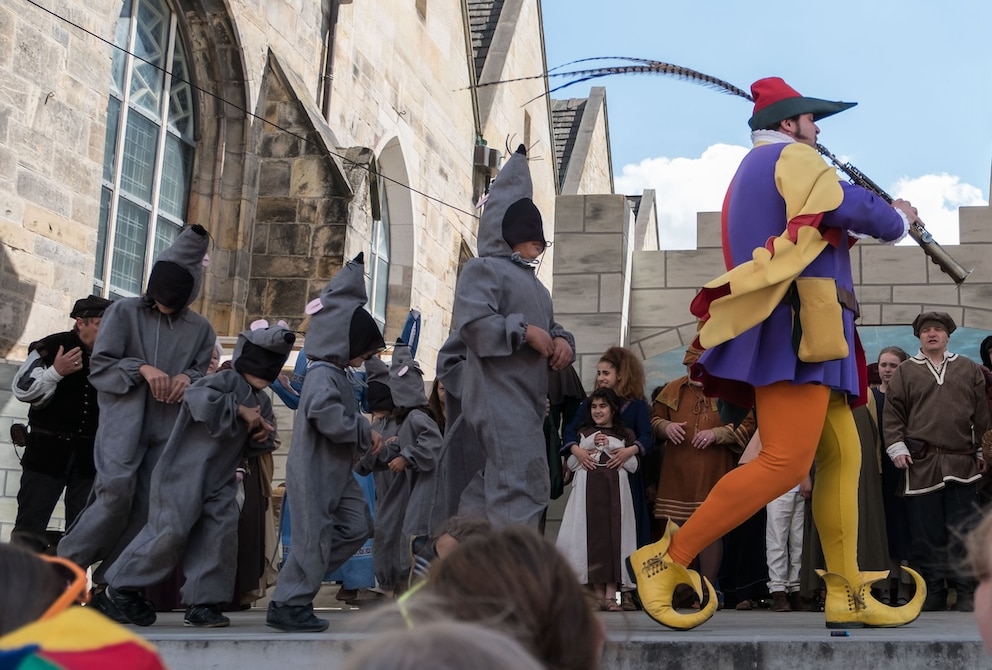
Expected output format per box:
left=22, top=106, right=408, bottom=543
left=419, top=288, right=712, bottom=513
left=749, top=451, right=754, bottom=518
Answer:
left=0, top=0, right=577, bottom=536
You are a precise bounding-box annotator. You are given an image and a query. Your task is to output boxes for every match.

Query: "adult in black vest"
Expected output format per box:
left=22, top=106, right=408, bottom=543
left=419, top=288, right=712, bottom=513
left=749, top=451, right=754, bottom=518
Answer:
left=11, top=295, right=112, bottom=552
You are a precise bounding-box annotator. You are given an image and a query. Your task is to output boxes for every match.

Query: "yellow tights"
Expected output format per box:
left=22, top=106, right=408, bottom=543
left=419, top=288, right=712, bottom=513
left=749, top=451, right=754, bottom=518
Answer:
left=668, top=381, right=861, bottom=581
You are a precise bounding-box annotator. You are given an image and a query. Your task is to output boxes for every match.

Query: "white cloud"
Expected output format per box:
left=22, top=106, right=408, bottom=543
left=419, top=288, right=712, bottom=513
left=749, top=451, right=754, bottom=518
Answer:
left=617, top=145, right=988, bottom=250
left=891, top=174, right=987, bottom=246
left=615, top=144, right=747, bottom=249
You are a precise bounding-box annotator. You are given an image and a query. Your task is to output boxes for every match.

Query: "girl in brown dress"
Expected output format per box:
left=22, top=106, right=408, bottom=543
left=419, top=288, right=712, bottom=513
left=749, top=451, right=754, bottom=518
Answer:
left=556, top=388, right=638, bottom=610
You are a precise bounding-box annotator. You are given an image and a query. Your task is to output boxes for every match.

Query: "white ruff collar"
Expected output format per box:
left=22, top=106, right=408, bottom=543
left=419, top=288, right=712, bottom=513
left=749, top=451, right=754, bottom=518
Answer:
left=750, top=129, right=796, bottom=146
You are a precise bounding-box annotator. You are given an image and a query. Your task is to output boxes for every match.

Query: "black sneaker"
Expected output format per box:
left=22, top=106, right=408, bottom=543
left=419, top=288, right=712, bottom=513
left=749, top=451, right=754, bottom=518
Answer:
left=88, top=589, right=130, bottom=624
left=105, top=586, right=156, bottom=626
left=184, top=604, right=230, bottom=628
left=265, top=602, right=329, bottom=632
left=408, top=534, right=437, bottom=586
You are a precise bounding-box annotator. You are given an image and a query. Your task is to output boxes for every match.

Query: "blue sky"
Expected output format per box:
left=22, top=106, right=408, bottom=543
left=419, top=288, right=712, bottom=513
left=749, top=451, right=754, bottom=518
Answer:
left=542, top=1, right=991, bottom=248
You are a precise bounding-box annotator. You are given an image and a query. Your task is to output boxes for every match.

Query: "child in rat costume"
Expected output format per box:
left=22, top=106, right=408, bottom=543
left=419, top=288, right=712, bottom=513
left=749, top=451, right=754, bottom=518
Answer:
left=59, top=225, right=216, bottom=596
left=454, top=145, right=575, bottom=529
left=266, top=254, right=385, bottom=632
left=101, top=321, right=295, bottom=628
left=357, top=342, right=442, bottom=594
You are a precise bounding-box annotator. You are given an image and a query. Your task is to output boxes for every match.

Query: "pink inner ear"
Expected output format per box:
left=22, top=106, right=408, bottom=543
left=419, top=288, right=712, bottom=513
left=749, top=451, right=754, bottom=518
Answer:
left=305, top=298, right=323, bottom=315
left=250, top=319, right=269, bottom=330
left=202, top=253, right=211, bottom=268
left=397, top=365, right=409, bottom=377
left=276, top=320, right=290, bottom=328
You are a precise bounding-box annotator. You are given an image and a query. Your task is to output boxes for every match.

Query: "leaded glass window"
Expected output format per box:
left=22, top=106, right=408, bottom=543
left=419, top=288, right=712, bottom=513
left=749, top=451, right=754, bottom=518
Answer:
left=95, top=0, right=195, bottom=299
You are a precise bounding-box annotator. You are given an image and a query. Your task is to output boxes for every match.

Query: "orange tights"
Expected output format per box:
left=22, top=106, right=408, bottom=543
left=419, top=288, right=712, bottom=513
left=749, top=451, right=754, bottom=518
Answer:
left=668, top=381, right=861, bottom=581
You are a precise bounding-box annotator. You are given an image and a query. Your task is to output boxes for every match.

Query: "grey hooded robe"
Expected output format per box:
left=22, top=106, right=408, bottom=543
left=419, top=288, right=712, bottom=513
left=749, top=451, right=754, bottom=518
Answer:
left=270, top=255, right=380, bottom=608
left=356, top=344, right=442, bottom=590
left=104, top=323, right=292, bottom=605
left=59, top=225, right=216, bottom=581
left=454, top=146, right=575, bottom=528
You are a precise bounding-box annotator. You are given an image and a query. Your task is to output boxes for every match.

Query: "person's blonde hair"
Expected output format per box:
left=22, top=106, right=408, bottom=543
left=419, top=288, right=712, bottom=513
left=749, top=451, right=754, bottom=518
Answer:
left=341, top=620, right=544, bottom=670
left=599, top=346, right=646, bottom=402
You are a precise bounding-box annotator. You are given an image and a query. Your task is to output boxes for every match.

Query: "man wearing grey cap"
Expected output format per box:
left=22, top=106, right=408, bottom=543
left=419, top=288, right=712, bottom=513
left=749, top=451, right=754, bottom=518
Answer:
left=10, top=295, right=112, bottom=552
left=884, top=311, right=991, bottom=612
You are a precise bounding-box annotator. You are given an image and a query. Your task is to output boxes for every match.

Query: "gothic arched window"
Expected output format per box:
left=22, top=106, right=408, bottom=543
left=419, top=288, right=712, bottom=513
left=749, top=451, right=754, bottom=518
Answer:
left=367, top=164, right=390, bottom=331
left=95, top=0, right=195, bottom=298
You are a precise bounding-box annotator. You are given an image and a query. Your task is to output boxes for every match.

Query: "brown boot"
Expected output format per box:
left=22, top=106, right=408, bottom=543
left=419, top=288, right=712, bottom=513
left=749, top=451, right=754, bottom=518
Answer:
left=771, top=591, right=792, bottom=612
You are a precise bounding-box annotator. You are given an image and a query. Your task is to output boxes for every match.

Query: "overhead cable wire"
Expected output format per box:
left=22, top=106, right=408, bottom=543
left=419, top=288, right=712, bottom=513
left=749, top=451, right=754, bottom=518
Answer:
left=20, top=0, right=481, bottom=219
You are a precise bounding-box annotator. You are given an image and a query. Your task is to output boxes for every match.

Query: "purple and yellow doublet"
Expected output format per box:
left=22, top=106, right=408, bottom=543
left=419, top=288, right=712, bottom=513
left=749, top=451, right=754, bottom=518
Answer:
left=690, top=139, right=905, bottom=407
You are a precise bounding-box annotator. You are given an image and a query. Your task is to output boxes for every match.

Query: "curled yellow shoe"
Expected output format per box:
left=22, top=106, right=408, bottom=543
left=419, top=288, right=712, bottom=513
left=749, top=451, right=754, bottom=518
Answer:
left=817, top=567, right=926, bottom=629
left=626, top=522, right=717, bottom=631
left=856, top=567, right=925, bottom=628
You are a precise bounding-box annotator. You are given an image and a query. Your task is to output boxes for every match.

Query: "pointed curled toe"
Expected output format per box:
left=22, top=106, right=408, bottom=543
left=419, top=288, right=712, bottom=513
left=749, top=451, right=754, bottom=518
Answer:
left=857, top=566, right=926, bottom=628
left=817, top=567, right=926, bottom=629
left=626, top=521, right=717, bottom=631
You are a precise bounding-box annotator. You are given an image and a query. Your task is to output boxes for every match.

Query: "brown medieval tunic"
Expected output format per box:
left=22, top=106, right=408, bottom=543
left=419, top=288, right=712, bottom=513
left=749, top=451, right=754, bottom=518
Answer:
left=883, top=352, right=991, bottom=496
left=650, top=377, right=755, bottom=523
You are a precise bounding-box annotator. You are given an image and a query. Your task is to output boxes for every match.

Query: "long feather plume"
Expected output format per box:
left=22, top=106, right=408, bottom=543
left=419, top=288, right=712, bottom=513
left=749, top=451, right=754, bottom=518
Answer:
left=471, top=56, right=754, bottom=104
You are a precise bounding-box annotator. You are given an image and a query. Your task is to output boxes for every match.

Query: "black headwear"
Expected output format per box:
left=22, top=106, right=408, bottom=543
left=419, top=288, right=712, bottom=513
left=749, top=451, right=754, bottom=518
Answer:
left=70, top=295, right=113, bottom=319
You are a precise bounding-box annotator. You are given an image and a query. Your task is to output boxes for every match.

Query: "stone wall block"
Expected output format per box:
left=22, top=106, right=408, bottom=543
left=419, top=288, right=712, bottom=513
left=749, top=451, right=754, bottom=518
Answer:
left=259, top=131, right=302, bottom=159
left=599, top=272, right=624, bottom=308
left=570, top=312, right=623, bottom=356
left=959, top=207, right=992, bottom=244
left=940, top=243, right=992, bottom=283
left=696, top=211, right=722, bottom=249
left=552, top=274, right=599, bottom=314
left=554, top=196, right=585, bottom=233
left=881, top=303, right=931, bottom=326
left=255, top=197, right=298, bottom=223
left=892, top=284, right=961, bottom=307
left=856, top=285, right=893, bottom=305
left=963, top=308, right=992, bottom=330
left=313, top=224, right=346, bottom=258
left=664, top=249, right=725, bottom=288
left=857, top=304, right=883, bottom=325
left=252, top=254, right=315, bottom=278
left=267, top=223, right=313, bottom=256
left=291, top=158, right=332, bottom=198
left=22, top=203, right=88, bottom=251
left=631, top=250, right=666, bottom=289
left=553, top=233, right=624, bottom=274
left=264, top=277, right=310, bottom=318
left=258, top=162, right=291, bottom=197
left=16, top=171, right=70, bottom=219
left=860, top=246, right=927, bottom=284
left=583, top=195, right=625, bottom=233
left=629, top=287, right=697, bottom=328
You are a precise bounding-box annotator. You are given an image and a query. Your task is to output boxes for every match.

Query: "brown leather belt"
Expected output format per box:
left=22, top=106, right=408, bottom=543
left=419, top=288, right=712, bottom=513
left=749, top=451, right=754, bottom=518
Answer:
left=836, top=286, right=859, bottom=319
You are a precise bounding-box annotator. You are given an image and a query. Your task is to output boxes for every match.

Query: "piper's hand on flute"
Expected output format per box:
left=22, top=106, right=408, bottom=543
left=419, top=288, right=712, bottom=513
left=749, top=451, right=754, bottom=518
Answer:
left=890, top=198, right=920, bottom=225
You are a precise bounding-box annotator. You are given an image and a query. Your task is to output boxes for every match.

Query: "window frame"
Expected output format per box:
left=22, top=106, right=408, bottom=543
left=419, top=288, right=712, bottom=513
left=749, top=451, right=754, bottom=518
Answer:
left=95, top=0, right=196, bottom=299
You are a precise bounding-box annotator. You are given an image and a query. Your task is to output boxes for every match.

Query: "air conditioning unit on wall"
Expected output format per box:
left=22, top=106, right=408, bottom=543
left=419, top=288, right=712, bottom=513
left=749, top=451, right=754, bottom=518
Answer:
left=473, top=144, right=502, bottom=173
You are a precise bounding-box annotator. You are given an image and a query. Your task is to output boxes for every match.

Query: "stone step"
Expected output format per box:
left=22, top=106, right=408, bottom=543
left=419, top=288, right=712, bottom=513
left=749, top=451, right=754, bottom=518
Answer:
left=136, top=608, right=991, bottom=670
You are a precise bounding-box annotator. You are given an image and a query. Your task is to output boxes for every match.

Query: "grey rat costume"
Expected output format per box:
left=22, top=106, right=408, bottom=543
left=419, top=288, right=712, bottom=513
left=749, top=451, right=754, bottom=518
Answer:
left=453, top=145, right=575, bottom=528
left=356, top=343, right=442, bottom=591
left=266, top=254, right=384, bottom=632
left=103, top=322, right=294, bottom=627
left=59, top=225, right=216, bottom=584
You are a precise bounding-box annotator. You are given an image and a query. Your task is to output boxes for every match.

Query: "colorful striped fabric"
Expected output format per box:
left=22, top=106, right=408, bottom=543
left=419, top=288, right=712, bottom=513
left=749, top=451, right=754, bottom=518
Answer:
left=0, top=607, right=166, bottom=670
